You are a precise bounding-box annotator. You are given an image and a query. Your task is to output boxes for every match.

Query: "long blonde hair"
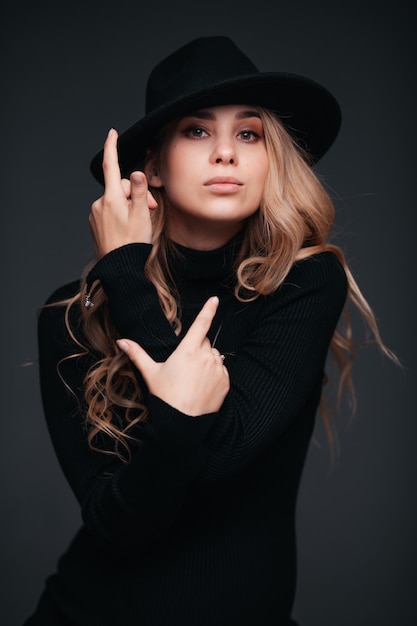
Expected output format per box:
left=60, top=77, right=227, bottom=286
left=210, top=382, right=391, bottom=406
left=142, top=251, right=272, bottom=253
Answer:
left=56, top=107, right=396, bottom=461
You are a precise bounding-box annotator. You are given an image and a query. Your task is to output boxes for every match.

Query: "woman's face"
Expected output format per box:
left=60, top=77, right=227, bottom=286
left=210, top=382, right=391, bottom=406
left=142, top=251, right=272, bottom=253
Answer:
left=146, top=104, right=269, bottom=249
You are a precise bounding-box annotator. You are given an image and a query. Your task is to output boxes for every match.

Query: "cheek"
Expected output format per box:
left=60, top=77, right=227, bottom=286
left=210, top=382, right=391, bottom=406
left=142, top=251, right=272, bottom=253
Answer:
left=160, top=145, right=191, bottom=184
left=259, top=152, right=270, bottom=180
left=160, top=165, right=197, bottom=207
left=163, top=152, right=203, bottom=195
left=249, top=156, right=269, bottom=196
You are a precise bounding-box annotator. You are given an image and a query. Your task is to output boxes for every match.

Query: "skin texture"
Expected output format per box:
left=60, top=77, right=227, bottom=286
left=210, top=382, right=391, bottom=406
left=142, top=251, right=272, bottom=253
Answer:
left=89, top=105, right=269, bottom=256
left=146, top=105, right=269, bottom=250
left=89, top=104, right=270, bottom=416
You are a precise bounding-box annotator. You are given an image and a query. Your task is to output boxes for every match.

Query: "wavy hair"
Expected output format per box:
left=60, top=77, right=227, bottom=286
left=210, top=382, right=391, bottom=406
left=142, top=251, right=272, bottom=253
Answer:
left=55, top=107, right=397, bottom=461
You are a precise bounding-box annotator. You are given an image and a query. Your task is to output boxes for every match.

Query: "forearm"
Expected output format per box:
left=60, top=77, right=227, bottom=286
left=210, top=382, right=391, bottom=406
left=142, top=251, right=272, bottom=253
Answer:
left=86, top=243, right=180, bottom=361
left=81, top=396, right=216, bottom=557
left=38, top=302, right=215, bottom=559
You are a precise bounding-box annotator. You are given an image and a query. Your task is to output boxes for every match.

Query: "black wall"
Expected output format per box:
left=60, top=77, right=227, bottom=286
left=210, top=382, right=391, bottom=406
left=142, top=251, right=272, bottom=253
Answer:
left=2, top=1, right=415, bottom=624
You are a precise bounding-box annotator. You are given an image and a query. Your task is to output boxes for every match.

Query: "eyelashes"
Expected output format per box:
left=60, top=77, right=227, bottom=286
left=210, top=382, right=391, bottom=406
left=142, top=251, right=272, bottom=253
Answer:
left=183, top=125, right=208, bottom=138
left=182, top=125, right=263, bottom=142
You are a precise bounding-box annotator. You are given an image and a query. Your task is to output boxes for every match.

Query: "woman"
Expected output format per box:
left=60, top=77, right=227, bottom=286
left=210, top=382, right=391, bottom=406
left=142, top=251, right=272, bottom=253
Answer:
left=25, top=36, right=394, bottom=625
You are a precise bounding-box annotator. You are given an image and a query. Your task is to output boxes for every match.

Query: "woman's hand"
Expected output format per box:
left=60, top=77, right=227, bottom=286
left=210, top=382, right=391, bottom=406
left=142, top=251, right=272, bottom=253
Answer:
left=89, top=128, right=158, bottom=259
left=117, top=297, right=230, bottom=416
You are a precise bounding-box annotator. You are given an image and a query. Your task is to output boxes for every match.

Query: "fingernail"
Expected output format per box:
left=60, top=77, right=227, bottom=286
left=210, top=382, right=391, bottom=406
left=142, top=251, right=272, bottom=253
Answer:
left=107, top=128, right=115, bottom=138
left=131, top=171, right=144, bottom=184
left=211, top=296, right=219, bottom=306
left=117, top=339, right=130, bottom=352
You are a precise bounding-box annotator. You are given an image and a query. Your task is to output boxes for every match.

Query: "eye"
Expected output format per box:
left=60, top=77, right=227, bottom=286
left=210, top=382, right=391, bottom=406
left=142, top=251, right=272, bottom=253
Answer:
left=238, top=129, right=261, bottom=142
left=183, top=125, right=209, bottom=139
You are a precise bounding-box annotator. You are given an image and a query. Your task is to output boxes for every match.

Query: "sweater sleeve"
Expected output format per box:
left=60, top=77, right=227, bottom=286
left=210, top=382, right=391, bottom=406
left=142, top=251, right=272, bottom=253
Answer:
left=37, top=295, right=216, bottom=559
left=200, top=252, right=348, bottom=480
left=85, top=244, right=180, bottom=361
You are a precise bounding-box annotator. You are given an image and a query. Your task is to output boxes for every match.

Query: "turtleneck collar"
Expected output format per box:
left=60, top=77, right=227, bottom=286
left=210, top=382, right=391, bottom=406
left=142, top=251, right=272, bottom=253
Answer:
left=167, top=231, right=245, bottom=281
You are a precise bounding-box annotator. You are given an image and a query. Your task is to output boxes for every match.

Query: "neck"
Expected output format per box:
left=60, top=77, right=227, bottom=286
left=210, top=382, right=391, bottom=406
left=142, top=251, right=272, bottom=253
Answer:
left=166, top=214, right=247, bottom=251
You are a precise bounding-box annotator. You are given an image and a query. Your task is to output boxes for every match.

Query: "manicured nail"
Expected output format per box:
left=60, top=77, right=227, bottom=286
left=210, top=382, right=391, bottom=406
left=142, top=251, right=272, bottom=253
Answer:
left=117, top=339, right=130, bottom=352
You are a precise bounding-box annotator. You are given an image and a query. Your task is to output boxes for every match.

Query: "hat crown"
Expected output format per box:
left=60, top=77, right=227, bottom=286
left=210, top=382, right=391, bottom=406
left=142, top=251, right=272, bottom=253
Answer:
left=146, top=36, right=259, bottom=114
left=90, top=36, right=342, bottom=185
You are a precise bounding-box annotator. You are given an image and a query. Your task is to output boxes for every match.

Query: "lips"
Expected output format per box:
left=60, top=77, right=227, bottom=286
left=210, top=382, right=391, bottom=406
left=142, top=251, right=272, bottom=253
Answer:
left=203, top=176, right=243, bottom=193
left=204, top=176, right=243, bottom=186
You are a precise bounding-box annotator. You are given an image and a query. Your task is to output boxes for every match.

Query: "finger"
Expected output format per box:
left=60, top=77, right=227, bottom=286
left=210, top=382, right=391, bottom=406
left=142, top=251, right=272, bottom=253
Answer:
left=122, top=174, right=158, bottom=209
left=88, top=213, right=100, bottom=258
left=120, top=178, right=131, bottom=197
left=130, top=171, right=149, bottom=207
left=181, top=296, right=219, bottom=348
left=102, top=128, right=122, bottom=190
left=222, top=364, right=230, bottom=383
left=147, top=189, right=158, bottom=210
left=130, top=172, right=159, bottom=210
left=211, top=348, right=226, bottom=363
left=116, top=339, right=157, bottom=384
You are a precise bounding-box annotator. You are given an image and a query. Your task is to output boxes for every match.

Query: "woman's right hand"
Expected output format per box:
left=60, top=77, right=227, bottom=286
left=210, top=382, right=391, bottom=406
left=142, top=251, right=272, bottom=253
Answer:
left=117, top=297, right=230, bottom=416
left=89, top=128, right=158, bottom=259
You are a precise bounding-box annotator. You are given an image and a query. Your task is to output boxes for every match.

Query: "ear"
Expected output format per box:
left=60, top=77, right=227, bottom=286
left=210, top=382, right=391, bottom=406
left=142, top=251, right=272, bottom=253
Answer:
left=144, top=153, right=163, bottom=188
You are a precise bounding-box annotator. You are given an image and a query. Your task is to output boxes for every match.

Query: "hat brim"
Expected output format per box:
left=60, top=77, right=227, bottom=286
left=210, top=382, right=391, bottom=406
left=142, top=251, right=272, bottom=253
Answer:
left=90, top=72, right=341, bottom=185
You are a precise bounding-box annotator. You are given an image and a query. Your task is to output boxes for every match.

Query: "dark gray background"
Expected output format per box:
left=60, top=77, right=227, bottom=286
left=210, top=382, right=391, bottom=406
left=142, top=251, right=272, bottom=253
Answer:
left=2, top=1, right=415, bottom=624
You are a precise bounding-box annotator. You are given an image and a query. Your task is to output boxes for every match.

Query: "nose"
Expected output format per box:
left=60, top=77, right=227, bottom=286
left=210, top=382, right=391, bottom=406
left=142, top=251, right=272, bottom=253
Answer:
left=210, top=138, right=237, bottom=165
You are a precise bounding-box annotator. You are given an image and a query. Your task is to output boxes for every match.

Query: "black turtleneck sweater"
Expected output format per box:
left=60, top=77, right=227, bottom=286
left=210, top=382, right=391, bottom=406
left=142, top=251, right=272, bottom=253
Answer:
left=25, top=237, right=347, bottom=626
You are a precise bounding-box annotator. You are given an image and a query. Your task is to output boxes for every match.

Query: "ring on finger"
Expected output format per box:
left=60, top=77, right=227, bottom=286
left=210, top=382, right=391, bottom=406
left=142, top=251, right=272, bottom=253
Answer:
left=212, top=348, right=224, bottom=359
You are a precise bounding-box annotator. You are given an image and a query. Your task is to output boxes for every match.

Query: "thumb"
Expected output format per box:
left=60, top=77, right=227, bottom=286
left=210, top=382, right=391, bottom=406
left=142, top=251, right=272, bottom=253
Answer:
left=117, top=339, right=158, bottom=385
left=130, top=171, right=148, bottom=200
left=130, top=171, right=158, bottom=209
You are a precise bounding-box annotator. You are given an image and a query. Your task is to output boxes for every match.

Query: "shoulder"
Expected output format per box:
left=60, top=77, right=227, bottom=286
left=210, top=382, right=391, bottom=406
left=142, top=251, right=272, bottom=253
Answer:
left=39, top=279, right=82, bottom=327
left=43, top=279, right=82, bottom=306
left=38, top=280, right=83, bottom=351
left=289, top=250, right=346, bottom=282
left=259, top=251, right=348, bottom=324
left=283, top=251, right=347, bottom=298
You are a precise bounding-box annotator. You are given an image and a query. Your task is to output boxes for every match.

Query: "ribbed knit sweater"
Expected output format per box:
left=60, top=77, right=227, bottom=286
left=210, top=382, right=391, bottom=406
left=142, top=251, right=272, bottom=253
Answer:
left=26, top=236, right=347, bottom=626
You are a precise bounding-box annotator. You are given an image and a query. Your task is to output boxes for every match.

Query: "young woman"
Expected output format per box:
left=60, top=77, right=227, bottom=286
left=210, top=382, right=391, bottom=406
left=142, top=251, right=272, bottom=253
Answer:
left=25, top=36, right=394, bottom=626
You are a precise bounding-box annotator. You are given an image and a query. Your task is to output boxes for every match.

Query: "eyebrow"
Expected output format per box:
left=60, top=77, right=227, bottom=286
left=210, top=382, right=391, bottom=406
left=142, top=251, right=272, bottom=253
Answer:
left=185, top=109, right=261, bottom=121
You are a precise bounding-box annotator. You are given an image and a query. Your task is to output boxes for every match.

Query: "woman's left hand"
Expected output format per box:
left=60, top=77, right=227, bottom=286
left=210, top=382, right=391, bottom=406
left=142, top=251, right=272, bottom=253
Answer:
left=117, top=297, right=230, bottom=416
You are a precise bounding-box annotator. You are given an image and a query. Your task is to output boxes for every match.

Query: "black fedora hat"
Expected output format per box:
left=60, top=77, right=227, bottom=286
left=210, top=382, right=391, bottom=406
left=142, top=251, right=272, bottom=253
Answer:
left=90, top=36, right=341, bottom=185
